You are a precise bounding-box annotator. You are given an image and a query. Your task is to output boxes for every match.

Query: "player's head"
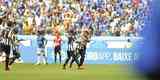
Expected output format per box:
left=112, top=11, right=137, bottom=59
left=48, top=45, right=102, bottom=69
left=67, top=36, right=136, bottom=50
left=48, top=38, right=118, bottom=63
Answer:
left=37, top=31, right=42, bottom=36
left=7, top=20, right=14, bottom=27
left=38, top=27, right=46, bottom=35
left=55, top=31, right=60, bottom=37
left=37, top=30, right=45, bottom=36
left=82, top=29, right=89, bottom=36
left=127, top=39, right=131, bottom=42
left=68, top=27, right=76, bottom=36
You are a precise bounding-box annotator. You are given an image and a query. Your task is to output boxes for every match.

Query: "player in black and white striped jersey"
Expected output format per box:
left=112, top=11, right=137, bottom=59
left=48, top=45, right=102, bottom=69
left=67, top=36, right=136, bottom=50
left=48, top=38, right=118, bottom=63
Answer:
left=0, top=20, right=12, bottom=71
left=69, top=27, right=93, bottom=69
left=0, top=19, right=19, bottom=71
left=8, top=25, right=22, bottom=66
left=63, top=29, right=80, bottom=69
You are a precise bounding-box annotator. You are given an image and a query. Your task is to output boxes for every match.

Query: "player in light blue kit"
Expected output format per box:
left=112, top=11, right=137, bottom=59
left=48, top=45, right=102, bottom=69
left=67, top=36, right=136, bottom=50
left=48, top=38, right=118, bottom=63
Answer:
left=36, top=31, right=47, bottom=65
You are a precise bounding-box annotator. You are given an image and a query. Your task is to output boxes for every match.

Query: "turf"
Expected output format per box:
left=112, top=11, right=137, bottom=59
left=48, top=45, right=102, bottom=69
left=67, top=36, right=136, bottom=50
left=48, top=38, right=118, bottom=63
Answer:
left=0, top=64, right=146, bottom=80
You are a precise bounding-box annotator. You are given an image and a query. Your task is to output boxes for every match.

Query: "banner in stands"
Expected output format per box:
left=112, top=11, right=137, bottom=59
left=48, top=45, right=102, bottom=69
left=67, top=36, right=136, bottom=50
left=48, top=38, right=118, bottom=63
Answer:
left=17, top=35, right=142, bottom=64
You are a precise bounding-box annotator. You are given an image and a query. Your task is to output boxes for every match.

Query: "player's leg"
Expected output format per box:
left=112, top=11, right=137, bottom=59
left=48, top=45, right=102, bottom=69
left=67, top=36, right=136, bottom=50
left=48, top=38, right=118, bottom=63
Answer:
left=69, top=51, right=80, bottom=68
left=58, top=51, right=61, bottom=64
left=4, top=45, right=10, bottom=71
left=0, top=45, right=5, bottom=63
left=9, top=50, right=19, bottom=65
left=36, top=54, right=41, bottom=65
left=0, top=44, right=2, bottom=57
left=2, top=52, right=6, bottom=63
left=41, top=48, right=47, bottom=64
left=58, top=46, right=61, bottom=64
left=5, top=54, right=10, bottom=71
left=54, top=47, right=58, bottom=63
left=79, top=47, right=86, bottom=67
left=36, top=48, right=41, bottom=65
left=69, top=58, right=74, bottom=68
left=42, top=54, right=47, bottom=64
left=69, top=47, right=78, bottom=68
left=15, top=52, right=23, bottom=63
left=63, top=50, right=71, bottom=69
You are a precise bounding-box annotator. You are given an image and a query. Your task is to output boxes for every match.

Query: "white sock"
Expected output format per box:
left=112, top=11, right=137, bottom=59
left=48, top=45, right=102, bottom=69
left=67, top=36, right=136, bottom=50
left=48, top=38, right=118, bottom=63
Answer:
left=42, top=56, right=47, bottom=64
left=37, top=55, right=41, bottom=64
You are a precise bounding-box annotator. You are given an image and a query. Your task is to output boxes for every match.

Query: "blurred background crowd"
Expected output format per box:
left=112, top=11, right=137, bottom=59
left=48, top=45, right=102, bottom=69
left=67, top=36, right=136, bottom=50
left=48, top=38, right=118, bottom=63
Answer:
left=0, top=0, right=150, bottom=36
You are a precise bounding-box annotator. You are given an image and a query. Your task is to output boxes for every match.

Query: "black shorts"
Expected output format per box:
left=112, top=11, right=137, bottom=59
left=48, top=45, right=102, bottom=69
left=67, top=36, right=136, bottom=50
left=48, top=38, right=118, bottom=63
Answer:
left=13, top=50, right=21, bottom=58
left=54, top=46, right=61, bottom=53
left=0, top=43, right=10, bottom=55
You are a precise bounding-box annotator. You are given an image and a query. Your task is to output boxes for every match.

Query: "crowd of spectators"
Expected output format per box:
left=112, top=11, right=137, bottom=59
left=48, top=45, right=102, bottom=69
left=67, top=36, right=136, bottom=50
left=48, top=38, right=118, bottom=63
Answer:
left=0, top=0, right=150, bottom=36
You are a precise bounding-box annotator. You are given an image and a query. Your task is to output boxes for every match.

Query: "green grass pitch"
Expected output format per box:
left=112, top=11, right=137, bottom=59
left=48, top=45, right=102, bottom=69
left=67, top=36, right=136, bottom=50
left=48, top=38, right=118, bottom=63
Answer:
left=0, top=64, right=146, bottom=80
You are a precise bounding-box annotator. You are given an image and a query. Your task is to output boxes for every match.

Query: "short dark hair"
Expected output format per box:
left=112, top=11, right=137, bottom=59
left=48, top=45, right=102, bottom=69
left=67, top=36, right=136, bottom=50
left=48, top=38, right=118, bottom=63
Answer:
left=7, top=21, right=13, bottom=27
left=37, top=30, right=45, bottom=35
left=127, top=39, right=131, bottom=42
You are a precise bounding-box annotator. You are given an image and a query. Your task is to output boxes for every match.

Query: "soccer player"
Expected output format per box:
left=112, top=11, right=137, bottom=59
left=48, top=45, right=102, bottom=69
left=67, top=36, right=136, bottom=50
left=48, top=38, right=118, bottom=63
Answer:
left=0, top=19, right=17, bottom=71
left=69, top=29, right=91, bottom=69
left=63, top=29, right=80, bottom=69
left=53, top=32, right=62, bottom=64
left=36, top=31, right=47, bottom=65
left=9, top=36, right=23, bottom=65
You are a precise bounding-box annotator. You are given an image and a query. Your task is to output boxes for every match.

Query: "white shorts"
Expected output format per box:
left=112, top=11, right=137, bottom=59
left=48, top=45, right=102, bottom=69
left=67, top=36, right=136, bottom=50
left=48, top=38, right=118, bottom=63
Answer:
left=37, top=48, right=45, bottom=55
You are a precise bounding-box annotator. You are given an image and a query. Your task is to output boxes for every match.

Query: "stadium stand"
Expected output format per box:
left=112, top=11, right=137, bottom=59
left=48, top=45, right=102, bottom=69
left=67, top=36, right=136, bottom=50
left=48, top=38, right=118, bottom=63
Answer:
left=0, top=0, right=150, bottom=36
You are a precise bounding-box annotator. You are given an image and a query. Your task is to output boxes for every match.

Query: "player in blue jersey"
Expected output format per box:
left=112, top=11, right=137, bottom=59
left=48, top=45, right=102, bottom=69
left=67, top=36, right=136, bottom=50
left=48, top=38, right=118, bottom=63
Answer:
left=36, top=31, right=47, bottom=65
